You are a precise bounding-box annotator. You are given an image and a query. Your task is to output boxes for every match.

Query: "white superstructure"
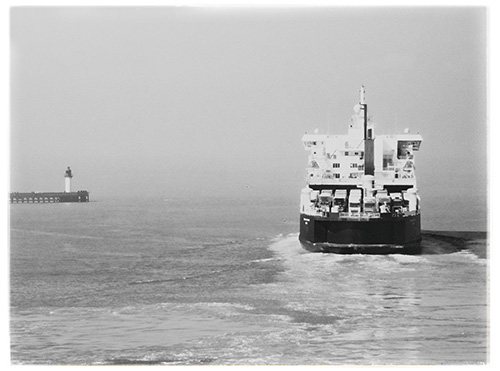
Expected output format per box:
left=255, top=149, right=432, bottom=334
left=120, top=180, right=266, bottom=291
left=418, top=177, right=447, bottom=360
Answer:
left=300, top=86, right=423, bottom=219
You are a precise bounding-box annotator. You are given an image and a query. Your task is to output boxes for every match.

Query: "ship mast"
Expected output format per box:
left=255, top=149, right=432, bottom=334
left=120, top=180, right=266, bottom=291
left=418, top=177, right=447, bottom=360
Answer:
left=359, top=85, right=367, bottom=139
left=360, top=86, right=374, bottom=176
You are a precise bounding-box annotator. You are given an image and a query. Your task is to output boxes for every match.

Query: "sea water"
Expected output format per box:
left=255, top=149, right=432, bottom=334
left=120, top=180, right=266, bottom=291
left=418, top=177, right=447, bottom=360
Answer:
left=9, top=196, right=488, bottom=365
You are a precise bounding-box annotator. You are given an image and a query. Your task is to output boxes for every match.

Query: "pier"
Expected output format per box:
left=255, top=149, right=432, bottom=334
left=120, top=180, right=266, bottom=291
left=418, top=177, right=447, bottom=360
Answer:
left=10, top=191, right=89, bottom=203
left=10, top=166, right=90, bottom=203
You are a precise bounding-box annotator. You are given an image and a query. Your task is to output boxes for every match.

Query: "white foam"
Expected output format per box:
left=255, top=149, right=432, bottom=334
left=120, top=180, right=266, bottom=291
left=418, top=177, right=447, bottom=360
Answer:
left=452, top=249, right=487, bottom=264
left=390, top=254, right=426, bottom=264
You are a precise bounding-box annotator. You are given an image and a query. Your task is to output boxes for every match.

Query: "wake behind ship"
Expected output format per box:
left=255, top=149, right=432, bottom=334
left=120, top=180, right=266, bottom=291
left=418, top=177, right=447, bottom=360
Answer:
left=299, top=86, right=423, bottom=254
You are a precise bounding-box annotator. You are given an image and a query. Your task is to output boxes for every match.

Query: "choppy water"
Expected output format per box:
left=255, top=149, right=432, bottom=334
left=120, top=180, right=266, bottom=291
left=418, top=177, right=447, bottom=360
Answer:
left=10, top=197, right=488, bottom=365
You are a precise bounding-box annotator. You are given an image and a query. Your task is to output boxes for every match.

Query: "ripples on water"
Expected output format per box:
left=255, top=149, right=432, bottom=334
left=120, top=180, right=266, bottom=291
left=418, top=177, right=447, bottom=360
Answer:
left=10, top=200, right=488, bottom=365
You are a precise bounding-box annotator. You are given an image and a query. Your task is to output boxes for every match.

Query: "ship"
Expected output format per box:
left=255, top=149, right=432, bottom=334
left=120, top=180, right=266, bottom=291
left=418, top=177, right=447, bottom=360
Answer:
left=10, top=167, right=89, bottom=203
left=299, top=86, right=422, bottom=254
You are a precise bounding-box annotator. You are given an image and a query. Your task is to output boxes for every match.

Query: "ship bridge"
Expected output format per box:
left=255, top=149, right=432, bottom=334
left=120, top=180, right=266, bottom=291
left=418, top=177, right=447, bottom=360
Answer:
left=302, top=129, right=422, bottom=188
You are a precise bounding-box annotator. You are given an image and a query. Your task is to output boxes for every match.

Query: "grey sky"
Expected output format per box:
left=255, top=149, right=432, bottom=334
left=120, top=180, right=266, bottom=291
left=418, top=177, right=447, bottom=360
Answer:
left=10, top=7, right=487, bottom=229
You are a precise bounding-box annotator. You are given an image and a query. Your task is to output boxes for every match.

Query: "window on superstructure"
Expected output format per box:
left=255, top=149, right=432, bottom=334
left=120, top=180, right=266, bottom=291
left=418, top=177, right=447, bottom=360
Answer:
left=350, top=163, right=358, bottom=168
left=383, top=155, right=394, bottom=169
left=332, top=163, right=340, bottom=168
left=333, top=173, right=340, bottom=178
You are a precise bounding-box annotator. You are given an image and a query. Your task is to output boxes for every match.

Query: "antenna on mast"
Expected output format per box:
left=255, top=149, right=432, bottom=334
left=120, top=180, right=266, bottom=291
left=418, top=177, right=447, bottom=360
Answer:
left=359, top=84, right=366, bottom=105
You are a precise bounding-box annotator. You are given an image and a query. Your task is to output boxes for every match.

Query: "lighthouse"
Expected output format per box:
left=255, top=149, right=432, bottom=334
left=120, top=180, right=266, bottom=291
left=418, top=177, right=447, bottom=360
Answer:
left=64, top=166, right=73, bottom=193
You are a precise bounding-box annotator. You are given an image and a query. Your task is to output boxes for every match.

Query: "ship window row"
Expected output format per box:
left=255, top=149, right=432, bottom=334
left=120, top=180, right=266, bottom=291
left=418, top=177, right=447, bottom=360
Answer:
left=304, top=140, right=325, bottom=147
left=332, top=163, right=364, bottom=169
left=321, top=173, right=341, bottom=179
left=343, top=151, right=363, bottom=156
left=320, top=172, right=360, bottom=179
left=324, top=151, right=364, bottom=160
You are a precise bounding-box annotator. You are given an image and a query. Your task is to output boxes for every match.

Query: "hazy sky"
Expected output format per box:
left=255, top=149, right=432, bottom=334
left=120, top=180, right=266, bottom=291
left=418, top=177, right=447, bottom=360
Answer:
left=10, top=7, right=487, bottom=229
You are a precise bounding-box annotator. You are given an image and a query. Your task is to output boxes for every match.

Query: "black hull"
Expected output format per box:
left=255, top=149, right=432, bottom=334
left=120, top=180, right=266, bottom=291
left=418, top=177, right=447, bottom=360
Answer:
left=299, top=213, right=421, bottom=255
